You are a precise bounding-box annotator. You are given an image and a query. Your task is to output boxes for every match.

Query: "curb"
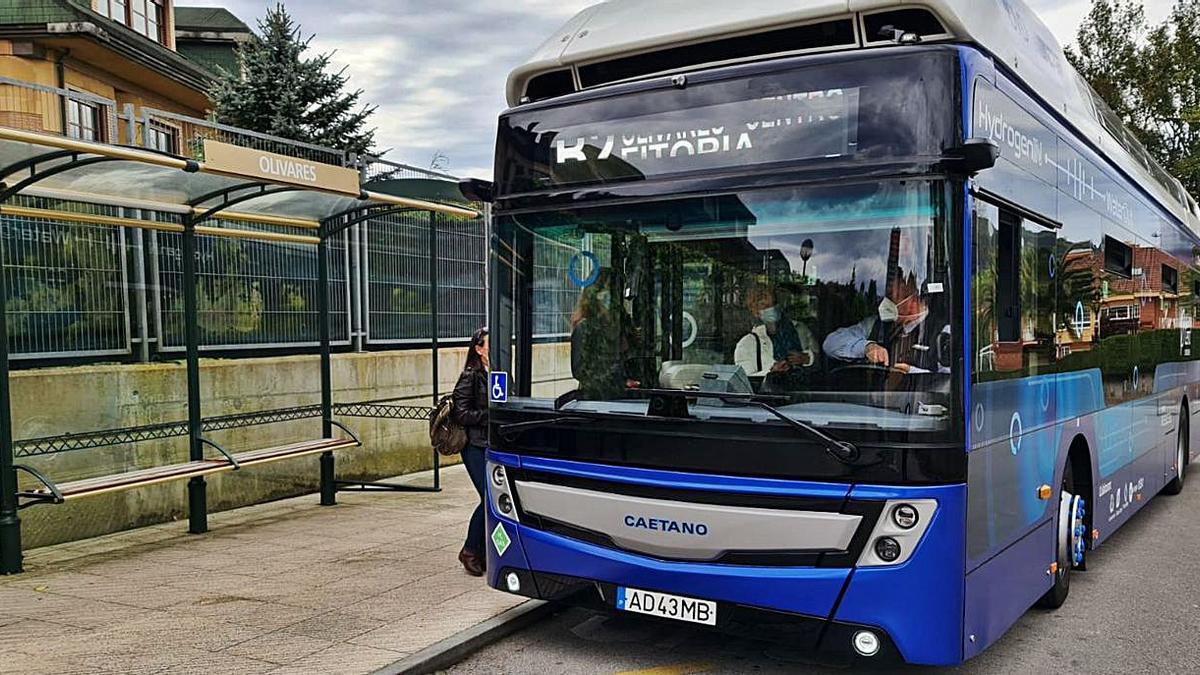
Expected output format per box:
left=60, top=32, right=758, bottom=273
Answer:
left=371, top=600, right=555, bottom=675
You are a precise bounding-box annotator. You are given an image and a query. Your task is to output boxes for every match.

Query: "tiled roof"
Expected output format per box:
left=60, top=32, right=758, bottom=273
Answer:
left=174, top=6, right=251, bottom=33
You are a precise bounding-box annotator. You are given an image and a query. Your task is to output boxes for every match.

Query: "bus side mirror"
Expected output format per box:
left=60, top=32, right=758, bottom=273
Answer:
left=459, top=178, right=495, bottom=203
left=943, top=139, right=999, bottom=175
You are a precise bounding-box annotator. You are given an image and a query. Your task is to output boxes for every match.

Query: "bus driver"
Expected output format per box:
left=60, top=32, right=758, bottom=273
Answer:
left=823, top=273, right=950, bottom=374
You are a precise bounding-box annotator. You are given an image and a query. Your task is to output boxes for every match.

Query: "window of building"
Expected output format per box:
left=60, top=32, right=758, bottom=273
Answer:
left=1103, top=304, right=1140, bottom=321
left=1104, top=235, right=1133, bottom=278
left=94, top=0, right=165, bottom=43
left=1162, top=264, right=1179, bottom=294
left=66, top=98, right=103, bottom=142
left=146, top=122, right=179, bottom=154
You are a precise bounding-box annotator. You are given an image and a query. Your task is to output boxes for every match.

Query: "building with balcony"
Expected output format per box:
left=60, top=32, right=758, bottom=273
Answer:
left=0, top=0, right=236, bottom=145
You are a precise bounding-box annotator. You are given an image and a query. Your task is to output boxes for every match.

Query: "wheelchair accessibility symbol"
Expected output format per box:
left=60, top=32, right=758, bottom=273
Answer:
left=490, top=372, right=509, bottom=403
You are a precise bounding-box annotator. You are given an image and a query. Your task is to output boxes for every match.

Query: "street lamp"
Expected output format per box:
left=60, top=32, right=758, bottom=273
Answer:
left=800, top=239, right=814, bottom=282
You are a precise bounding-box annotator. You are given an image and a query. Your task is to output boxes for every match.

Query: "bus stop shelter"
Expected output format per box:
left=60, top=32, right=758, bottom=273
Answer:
left=0, top=127, right=478, bottom=575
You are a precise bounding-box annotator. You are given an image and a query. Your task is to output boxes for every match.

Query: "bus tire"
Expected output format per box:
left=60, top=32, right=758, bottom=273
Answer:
left=1164, top=404, right=1188, bottom=496
left=1036, top=461, right=1078, bottom=609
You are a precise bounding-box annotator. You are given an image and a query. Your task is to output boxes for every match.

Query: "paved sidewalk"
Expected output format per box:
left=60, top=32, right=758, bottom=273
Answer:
left=0, top=465, right=523, bottom=674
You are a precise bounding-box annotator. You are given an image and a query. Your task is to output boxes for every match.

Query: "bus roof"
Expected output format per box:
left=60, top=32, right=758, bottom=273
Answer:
left=509, top=0, right=1200, bottom=233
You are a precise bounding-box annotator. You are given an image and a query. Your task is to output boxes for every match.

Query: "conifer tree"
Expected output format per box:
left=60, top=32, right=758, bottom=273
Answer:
left=209, top=3, right=376, bottom=156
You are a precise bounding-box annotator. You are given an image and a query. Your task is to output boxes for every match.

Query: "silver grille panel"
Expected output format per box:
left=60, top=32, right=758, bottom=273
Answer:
left=514, top=480, right=861, bottom=561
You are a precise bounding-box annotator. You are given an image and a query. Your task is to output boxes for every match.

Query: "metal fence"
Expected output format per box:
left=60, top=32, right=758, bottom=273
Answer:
left=140, top=107, right=347, bottom=165
left=361, top=154, right=458, bottom=183
left=154, top=226, right=353, bottom=351
left=364, top=209, right=487, bottom=344
left=0, top=77, right=118, bottom=142
left=2, top=196, right=131, bottom=359
left=0, top=89, right=489, bottom=361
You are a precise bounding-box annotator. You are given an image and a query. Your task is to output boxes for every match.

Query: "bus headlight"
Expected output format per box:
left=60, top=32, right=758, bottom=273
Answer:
left=874, top=537, right=902, bottom=562
left=487, top=461, right=519, bottom=523
left=857, top=499, right=937, bottom=567
left=892, top=504, right=919, bottom=529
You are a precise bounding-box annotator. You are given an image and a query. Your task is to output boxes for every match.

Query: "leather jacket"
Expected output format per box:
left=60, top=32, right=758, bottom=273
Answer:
left=452, top=366, right=489, bottom=448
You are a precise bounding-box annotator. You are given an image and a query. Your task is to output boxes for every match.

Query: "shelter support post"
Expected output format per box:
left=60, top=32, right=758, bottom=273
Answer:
left=0, top=224, right=21, bottom=574
left=182, top=217, right=208, bottom=534
left=318, top=237, right=336, bottom=506
left=430, top=212, right=441, bottom=491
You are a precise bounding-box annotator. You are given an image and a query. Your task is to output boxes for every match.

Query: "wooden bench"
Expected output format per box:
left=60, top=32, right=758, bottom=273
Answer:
left=15, top=427, right=360, bottom=508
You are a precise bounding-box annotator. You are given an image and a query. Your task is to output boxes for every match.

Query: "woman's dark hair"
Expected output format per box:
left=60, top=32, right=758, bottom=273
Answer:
left=464, top=327, right=489, bottom=371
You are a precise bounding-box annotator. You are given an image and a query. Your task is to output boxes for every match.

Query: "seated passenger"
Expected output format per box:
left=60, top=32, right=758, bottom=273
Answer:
left=735, top=284, right=820, bottom=377
left=823, top=274, right=950, bottom=374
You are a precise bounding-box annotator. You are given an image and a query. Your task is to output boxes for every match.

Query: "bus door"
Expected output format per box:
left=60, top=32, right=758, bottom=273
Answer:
left=969, top=197, right=1058, bottom=562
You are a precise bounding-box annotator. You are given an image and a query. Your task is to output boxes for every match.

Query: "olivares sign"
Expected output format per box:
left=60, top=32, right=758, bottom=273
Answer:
left=202, top=140, right=362, bottom=196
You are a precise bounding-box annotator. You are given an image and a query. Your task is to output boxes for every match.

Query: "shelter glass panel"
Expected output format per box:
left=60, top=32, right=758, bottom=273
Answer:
left=365, top=212, right=487, bottom=343
left=155, top=227, right=350, bottom=350
left=2, top=197, right=130, bottom=358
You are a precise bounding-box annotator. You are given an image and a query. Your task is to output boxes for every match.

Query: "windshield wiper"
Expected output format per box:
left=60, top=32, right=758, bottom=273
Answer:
left=629, top=388, right=861, bottom=465
left=553, top=390, right=581, bottom=411
left=498, top=415, right=594, bottom=441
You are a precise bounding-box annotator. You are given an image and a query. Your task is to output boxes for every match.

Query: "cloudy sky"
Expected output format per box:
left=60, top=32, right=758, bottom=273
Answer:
left=185, top=0, right=1177, bottom=179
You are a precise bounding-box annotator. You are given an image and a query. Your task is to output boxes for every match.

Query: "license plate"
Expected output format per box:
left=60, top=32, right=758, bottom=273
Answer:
left=616, top=587, right=717, bottom=626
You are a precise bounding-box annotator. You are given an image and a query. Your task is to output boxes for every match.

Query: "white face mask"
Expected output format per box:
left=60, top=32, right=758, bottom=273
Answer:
left=878, top=298, right=899, bottom=322
left=759, top=306, right=781, bottom=324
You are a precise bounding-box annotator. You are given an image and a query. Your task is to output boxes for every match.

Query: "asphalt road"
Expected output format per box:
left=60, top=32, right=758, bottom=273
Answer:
left=448, top=478, right=1200, bottom=674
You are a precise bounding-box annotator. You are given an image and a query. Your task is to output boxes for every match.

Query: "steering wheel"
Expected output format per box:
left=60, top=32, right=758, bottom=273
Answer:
left=828, top=363, right=905, bottom=376
left=826, top=363, right=912, bottom=390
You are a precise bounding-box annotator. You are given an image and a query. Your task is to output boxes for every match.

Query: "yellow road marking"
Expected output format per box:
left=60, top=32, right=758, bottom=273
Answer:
left=615, top=662, right=713, bottom=675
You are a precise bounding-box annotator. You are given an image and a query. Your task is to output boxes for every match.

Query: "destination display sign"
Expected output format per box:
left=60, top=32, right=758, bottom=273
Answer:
left=519, top=88, right=860, bottom=187
left=496, top=51, right=959, bottom=197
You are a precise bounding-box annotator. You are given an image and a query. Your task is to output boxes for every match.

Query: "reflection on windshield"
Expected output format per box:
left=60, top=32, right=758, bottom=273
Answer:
left=499, top=180, right=955, bottom=431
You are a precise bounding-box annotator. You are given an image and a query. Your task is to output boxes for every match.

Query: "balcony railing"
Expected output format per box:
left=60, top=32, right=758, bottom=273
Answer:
left=0, top=76, right=119, bottom=142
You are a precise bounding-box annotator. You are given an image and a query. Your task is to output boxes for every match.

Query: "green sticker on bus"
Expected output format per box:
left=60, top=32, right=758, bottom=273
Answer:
left=492, top=522, right=511, bottom=556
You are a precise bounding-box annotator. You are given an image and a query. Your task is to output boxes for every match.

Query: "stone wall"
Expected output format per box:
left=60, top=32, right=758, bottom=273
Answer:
left=13, top=342, right=577, bottom=548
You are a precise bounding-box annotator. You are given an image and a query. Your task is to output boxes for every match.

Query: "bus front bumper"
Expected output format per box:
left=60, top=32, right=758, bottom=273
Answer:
left=482, top=454, right=966, bottom=666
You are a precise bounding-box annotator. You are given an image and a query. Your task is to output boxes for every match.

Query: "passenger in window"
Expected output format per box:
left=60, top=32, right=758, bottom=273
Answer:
left=570, top=270, right=643, bottom=399
left=824, top=274, right=951, bottom=374
left=736, top=283, right=820, bottom=379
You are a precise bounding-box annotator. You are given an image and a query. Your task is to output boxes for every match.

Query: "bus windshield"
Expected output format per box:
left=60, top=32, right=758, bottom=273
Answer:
left=495, top=179, right=957, bottom=435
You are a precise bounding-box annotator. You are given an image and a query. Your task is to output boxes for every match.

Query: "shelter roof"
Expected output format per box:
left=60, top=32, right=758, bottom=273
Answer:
left=0, top=128, right=477, bottom=245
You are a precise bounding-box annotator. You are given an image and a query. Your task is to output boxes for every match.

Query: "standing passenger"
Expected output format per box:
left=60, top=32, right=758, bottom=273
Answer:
left=453, top=327, right=490, bottom=576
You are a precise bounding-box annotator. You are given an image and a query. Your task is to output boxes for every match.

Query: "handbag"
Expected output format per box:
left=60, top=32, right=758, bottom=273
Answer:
left=429, top=394, right=468, bottom=456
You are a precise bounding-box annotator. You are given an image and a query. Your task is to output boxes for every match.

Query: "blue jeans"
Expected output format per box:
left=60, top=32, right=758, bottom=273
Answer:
left=461, top=445, right=487, bottom=555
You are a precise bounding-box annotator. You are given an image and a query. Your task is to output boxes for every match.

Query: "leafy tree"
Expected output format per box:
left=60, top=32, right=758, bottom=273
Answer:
left=429, top=151, right=450, bottom=173
left=208, top=3, right=376, bottom=155
left=1067, top=0, right=1200, bottom=196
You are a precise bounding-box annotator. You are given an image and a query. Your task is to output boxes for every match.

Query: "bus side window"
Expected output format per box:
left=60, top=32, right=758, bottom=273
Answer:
left=996, top=210, right=1021, bottom=344
left=973, top=199, right=1056, bottom=379
left=1054, top=199, right=1103, bottom=378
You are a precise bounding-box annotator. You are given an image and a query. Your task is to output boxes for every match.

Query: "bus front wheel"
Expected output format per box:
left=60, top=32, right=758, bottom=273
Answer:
left=1164, top=404, right=1188, bottom=496
left=1037, top=461, right=1084, bottom=609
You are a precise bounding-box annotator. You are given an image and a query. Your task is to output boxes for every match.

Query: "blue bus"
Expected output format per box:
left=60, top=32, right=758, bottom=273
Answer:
left=479, top=0, right=1199, bottom=665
